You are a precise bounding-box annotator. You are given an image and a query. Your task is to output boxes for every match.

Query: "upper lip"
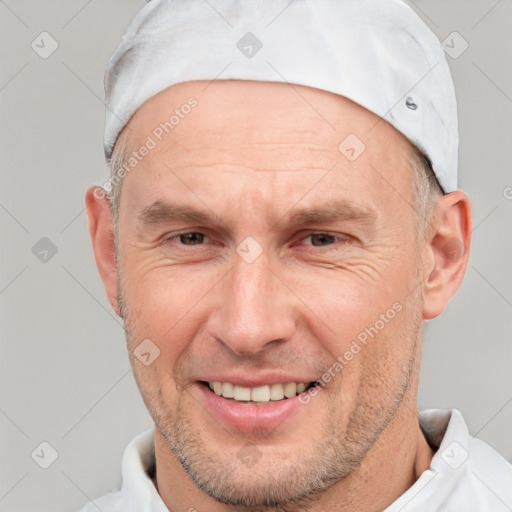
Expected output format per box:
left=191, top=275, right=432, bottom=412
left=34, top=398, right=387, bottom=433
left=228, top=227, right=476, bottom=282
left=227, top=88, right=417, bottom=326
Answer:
left=196, top=373, right=318, bottom=388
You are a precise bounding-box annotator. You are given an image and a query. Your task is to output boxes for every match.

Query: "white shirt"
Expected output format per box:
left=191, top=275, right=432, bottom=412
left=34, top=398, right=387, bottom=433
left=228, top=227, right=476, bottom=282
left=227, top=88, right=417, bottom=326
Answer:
left=77, top=409, right=512, bottom=512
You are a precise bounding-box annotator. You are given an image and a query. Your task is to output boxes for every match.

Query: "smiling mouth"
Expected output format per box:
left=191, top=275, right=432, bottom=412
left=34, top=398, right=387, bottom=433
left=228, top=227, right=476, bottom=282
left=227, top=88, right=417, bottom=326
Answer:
left=200, top=381, right=318, bottom=404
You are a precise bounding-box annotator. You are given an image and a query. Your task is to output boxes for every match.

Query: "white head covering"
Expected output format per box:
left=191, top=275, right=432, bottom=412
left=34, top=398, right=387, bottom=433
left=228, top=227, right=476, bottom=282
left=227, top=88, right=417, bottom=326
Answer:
left=104, top=0, right=458, bottom=192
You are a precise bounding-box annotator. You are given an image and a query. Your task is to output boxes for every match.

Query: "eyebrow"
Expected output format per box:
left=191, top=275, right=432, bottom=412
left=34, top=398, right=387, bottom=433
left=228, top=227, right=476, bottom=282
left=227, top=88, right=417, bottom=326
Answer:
left=137, top=199, right=377, bottom=230
left=277, top=200, right=377, bottom=228
left=138, top=201, right=214, bottom=225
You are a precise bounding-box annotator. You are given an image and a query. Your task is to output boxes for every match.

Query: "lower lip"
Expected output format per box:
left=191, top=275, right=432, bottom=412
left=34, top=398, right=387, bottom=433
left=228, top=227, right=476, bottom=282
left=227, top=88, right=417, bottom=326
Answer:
left=194, top=383, right=307, bottom=431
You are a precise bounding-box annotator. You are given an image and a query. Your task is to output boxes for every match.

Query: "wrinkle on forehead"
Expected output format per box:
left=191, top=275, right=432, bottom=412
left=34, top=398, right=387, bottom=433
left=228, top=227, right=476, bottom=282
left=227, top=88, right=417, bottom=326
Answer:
left=119, top=80, right=416, bottom=223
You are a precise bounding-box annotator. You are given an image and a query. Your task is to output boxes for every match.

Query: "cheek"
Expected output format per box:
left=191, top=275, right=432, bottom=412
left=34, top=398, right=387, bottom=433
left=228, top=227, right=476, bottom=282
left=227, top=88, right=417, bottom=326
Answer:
left=280, top=256, right=411, bottom=351
left=120, top=254, right=219, bottom=355
left=120, top=233, right=418, bottom=364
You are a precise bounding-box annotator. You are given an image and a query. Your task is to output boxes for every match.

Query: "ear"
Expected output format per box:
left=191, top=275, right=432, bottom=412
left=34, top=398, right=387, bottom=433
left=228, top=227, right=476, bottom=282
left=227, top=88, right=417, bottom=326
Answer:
left=85, top=186, right=121, bottom=317
left=422, top=190, right=472, bottom=320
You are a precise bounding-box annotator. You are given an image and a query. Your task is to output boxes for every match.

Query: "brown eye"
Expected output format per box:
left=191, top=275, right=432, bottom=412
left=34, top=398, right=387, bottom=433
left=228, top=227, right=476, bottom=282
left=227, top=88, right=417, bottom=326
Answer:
left=305, top=233, right=337, bottom=246
left=178, top=232, right=206, bottom=245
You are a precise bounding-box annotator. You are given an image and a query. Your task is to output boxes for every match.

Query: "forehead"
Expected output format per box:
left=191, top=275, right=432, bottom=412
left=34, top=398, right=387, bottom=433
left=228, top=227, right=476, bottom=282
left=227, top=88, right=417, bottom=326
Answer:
left=117, top=80, right=415, bottom=219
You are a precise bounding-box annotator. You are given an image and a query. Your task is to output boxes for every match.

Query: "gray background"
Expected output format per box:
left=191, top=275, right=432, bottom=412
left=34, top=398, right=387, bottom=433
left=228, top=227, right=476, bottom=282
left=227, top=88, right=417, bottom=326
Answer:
left=0, top=1, right=511, bottom=511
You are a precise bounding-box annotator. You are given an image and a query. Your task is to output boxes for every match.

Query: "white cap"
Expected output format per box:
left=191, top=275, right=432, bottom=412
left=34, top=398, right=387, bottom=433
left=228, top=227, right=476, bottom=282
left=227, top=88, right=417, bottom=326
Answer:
left=104, top=0, right=458, bottom=193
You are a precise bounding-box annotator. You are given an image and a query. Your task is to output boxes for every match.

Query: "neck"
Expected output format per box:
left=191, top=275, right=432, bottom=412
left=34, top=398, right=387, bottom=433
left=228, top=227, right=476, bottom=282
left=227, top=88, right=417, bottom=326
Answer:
left=320, top=396, right=435, bottom=511
left=153, top=393, right=434, bottom=512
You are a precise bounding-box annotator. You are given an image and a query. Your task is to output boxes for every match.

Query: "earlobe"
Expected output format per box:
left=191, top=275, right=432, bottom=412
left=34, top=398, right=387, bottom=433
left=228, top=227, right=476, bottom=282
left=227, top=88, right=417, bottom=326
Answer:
left=422, top=191, right=472, bottom=320
left=85, top=186, right=121, bottom=317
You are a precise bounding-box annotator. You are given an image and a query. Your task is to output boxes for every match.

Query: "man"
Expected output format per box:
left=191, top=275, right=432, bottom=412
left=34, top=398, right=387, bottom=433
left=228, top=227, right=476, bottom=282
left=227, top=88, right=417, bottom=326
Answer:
left=81, top=0, right=512, bottom=510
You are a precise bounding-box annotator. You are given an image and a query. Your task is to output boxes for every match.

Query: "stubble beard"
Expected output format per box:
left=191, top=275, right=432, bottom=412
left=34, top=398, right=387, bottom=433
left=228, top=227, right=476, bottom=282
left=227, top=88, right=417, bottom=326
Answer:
left=118, top=269, right=421, bottom=511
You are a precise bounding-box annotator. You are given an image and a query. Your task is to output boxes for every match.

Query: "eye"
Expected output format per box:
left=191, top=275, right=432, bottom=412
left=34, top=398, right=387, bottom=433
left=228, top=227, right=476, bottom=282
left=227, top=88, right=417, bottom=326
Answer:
left=298, top=232, right=352, bottom=249
left=303, top=233, right=338, bottom=247
left=166, top=232, right=210, bottom=246
left=163, top=231, right=350, bottom=250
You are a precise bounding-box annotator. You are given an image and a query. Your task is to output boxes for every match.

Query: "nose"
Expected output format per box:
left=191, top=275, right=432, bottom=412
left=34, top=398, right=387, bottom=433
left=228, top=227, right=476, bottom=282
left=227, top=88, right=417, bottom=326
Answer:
left=206, top=251, right=297, bottom=355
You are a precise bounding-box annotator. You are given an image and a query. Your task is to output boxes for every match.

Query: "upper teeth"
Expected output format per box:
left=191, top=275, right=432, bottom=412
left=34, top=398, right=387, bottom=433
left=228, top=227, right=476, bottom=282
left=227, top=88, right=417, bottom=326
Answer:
left=208, top=382, right=308, bottom=402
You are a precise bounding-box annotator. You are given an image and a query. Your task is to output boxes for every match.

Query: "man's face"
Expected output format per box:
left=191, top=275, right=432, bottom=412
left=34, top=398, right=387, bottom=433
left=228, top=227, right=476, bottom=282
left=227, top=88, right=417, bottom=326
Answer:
left=115, top=80, right=426, bottom=507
